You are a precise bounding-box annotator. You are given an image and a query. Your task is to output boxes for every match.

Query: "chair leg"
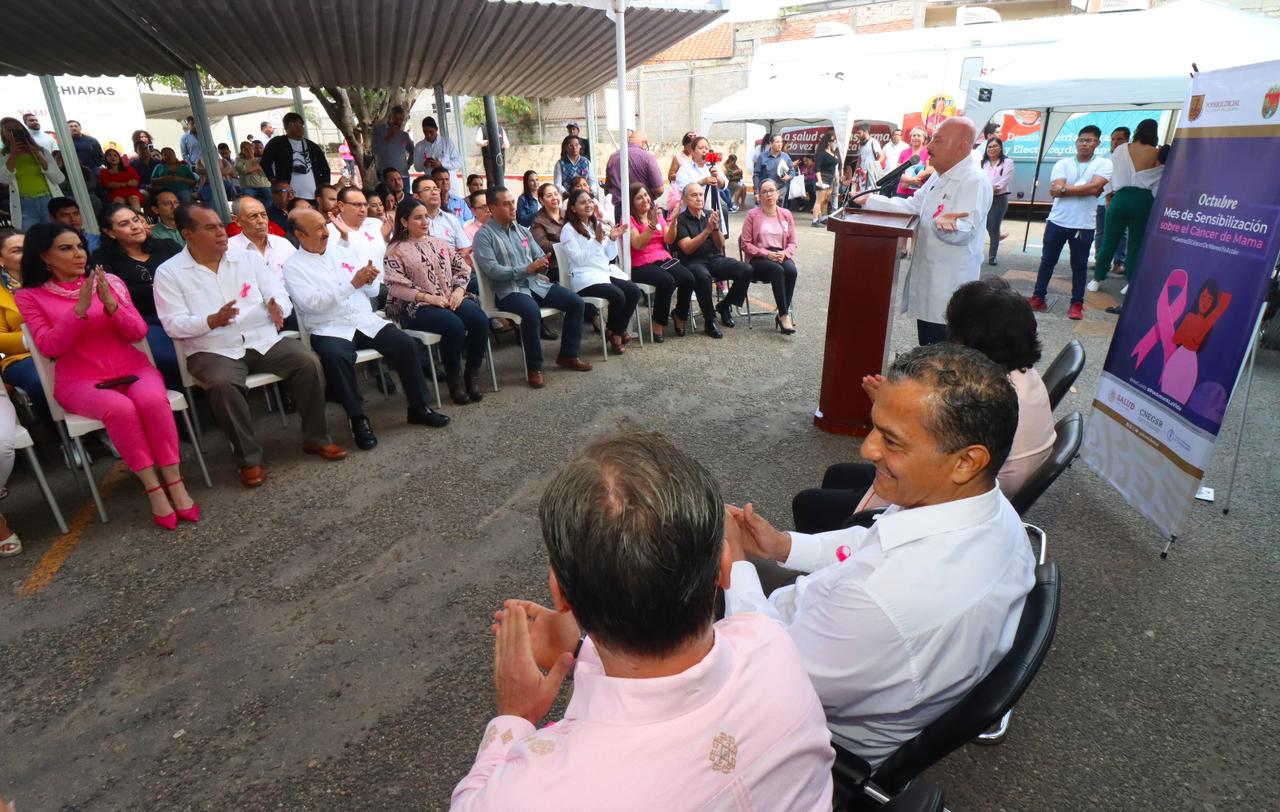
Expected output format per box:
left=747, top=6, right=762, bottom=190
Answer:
left=424, top=345, right=442, bottom=408
left=184, top=385, right=205, bottom=448
left=24, top=446, right=69, bottom=534
left=75, top=436, right=108, bottom=523
left=601, top=305, right=609, bottom=361
left=180, top=410, right=214, bottom=488
left=975, top=709, right=1014, bottom=745
left=272, top=384, right=287, bottom=428
left=377, top=359, right=390, bottom=399
left=486, top=336, right=499, bottom=392
left=745, top=293, right=753, bottom=330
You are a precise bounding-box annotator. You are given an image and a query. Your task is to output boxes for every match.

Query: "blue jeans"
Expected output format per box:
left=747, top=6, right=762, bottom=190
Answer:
left=498, top=285, right=584, bottom=371
left=246, top=186, right=273, bottom=206
left=2, top=356, right=48, bottom=418
left=18, top=195, right=54, bottom=230
left=1095, top=204, right=1126, bottom=264
left=146, top=322, right=183, bottom=392
left=1035, top=220, right=1094, bottom=305
left=403, top=299, right=489, bottom=375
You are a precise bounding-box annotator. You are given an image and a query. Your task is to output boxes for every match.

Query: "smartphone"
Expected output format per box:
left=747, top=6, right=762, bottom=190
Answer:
left=660, top=258, right=679, bottom=271
left=95, top=375, right=139, bottom=389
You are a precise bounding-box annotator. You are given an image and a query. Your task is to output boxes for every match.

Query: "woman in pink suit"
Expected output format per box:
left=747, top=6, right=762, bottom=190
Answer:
left=739, top=178, right=798, bottom=334
left=15, top=223, right=200, bottom=530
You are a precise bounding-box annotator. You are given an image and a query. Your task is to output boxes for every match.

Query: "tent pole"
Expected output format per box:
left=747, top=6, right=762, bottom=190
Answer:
left=228, top=117, right=238, bottom=150
left=38, top=76, right=98, bottom=236
left=482, top=96, right=504, bottom=185
left=433, top=86, right=450, bottom=143
left=585, top=93, right=599, bottom=183
left=452, top=96, right=469, bottom=177
left=1023, top=106, right=1051, bottom=252
left=613, top=0, right=631, bottom=275
left=292, top=88, right=305, bottom=116
left=1221, top=312, right=1264, bottom=516
left=186, top=69, right=230, bottom=223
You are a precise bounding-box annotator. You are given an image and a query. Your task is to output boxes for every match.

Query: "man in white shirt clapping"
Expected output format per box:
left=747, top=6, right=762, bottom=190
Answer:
left=284, top=209, right=449, bottom=451
left=723, top=342, right=1036, bottom=767
left=154, top=204, right=347, bottom=488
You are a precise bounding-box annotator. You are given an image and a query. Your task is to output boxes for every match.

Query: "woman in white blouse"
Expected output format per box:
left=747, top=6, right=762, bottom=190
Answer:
left=559, top=188, right=641, bottom=355
left=1093, top=118, right=1163, bottom=291
left=673, top=137, right=728, bottom=234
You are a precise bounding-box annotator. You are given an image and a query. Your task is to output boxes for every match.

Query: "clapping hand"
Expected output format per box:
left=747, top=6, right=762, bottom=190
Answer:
left=380, top=212, right=395, bottom=240
left=707, top=209, right=722, bottom=231
left=493, top=602, right=575, bottom=725
left=725, top=503, right=792, bottom=563
left=351, top=261, right=379, bottom=289
left=327, top=209, right=352, bottom=239
left=608, top=223, right=627, bottom=241
left=93, top=266, right=119, bottom=315
left=527, top=255, right=550, bottom=276
left=266, top=297, right=285, bottom=330
left=492, top=599, right=581, bottom=671
left=207, top=300, right=239, bottom=329
left=74, top=267, right=96, bottom=318
left=861, top=373, right=884, bottom=403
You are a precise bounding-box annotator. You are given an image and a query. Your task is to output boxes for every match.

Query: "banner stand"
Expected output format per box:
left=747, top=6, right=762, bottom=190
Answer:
left=1220, top=316, right=1265, bottom=517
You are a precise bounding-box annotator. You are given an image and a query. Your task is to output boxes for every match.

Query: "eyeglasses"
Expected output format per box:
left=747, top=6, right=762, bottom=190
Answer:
left=342, top=201, right=368, bottom=208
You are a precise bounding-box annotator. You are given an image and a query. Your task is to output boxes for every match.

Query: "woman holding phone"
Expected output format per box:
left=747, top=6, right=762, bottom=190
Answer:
left=0, top=117, right=64, bottom=231
left=15, top=223, right=200, bottom=531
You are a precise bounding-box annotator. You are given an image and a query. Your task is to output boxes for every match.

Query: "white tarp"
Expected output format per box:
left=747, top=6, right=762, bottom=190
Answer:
left=964, top=0, right=1280, bottom=145
left=698, top=76, right=894, bottom=164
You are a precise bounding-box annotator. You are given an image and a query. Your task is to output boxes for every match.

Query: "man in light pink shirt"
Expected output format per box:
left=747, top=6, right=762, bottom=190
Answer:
left=452, top=432, right=834, bottom=811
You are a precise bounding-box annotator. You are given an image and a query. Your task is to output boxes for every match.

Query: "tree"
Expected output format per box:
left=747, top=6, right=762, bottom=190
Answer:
left=310, top=87, right=422, bottom=188
left=463, top=96, right=539, bottom=143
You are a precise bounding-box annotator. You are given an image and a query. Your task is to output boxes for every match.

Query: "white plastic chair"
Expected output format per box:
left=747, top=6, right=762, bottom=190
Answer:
left=170, top=336, right=290, bottom=451
left=615, top=237, right=654, bottom=347
left=398, top=329, right=444, bottom=409
left=14, top=423, right=69, bottom=535
left=295, top=319, right=390, bottom=400
left=22, top=325, right=213, bottom=523
left=473, top=265, right=571, bottom=388
left=552, top=243, right=609, bottom=361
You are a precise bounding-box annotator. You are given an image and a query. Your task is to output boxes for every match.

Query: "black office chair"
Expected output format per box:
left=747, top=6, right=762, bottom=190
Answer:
left=1010, top=412, right=1083, bottom=516
left=1042, top=338, right=1086, bottom=411
left=832, top=526, right=1060, bottom=810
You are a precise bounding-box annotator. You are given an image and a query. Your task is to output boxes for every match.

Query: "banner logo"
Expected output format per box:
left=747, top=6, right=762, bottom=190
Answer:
left=1263, top=85, right=1280, bottom=119
left=1188, top=94, right=1206, bottom=122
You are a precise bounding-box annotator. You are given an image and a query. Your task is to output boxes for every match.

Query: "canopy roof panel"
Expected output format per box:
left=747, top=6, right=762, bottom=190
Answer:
left=0, top=0, right=723, bottom=97
left=141, top=89, right=295, bottom=120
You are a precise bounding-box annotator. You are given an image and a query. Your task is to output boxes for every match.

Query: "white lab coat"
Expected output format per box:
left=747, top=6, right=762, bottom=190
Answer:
left=861, top=159, right=992, bottom=325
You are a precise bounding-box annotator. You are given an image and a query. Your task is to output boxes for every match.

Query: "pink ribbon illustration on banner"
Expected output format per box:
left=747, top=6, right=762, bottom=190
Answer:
left=1132, top=269, right=1188, bottom=366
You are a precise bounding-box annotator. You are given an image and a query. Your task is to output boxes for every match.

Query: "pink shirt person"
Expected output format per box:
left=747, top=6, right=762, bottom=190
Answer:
left=16, top=274, right=179, bottom=473
left=738, top=206, right=797, bottom=260
left=451, top=614, right=835, bottom=811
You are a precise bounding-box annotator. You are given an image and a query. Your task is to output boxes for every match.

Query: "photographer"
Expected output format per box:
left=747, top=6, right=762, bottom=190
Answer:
left=261, top=112, right=330, bottom=203
left=674, top=136, right=728, bottom=236
left=1, top=116, right=64, bottom=230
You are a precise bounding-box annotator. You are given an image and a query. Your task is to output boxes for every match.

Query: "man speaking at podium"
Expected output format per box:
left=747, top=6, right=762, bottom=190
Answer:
left=851, top=117, right=992, bottom=345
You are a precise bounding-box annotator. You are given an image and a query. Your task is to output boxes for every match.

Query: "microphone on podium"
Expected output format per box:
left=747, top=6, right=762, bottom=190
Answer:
left=845, top=155, right=921, bottom=208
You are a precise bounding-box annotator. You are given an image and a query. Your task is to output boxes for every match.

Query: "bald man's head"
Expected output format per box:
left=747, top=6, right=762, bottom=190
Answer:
left=289, top=207, right=330, bottom=254
left=235, top=196, right=270, bottom=242
left=929, top=116, right=976, bottom=174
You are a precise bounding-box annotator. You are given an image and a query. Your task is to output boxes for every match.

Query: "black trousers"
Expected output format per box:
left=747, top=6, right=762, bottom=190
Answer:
left=917, top=320, right=948, bottom=346
left=748, top=256, right=799, bottom=316
left=310, top=324, right=430, bottom=418
left=791, top=462, right=877, bottom=534
left=686, top=254, right=751, bottom=308
left=632, top=260, right=697, bottom=326
left=579, top=277, right=642, bottom=335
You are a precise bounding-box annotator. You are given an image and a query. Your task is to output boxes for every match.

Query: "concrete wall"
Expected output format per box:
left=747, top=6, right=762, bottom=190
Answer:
left=460, top=139, right=749, bottom=185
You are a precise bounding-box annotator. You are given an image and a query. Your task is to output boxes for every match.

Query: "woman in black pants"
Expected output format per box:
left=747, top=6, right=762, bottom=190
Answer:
left=559, top=189, right=641, bottom=354
left=739, top=179, right=798, bottom=334
left=627, top=183, right=697, bottom=343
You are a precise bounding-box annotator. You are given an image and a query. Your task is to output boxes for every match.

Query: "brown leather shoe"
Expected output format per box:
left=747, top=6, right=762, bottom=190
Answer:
left=556, top=356, right=593, bottom=372
left=527, top=370, right=546, bottom=389
left=303, top=442, right=348, bottom=461
left=238, top=465, right=268, bottom=488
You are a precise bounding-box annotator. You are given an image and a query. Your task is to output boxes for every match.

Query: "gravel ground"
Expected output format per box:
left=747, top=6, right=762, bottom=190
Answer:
left=1, top=212, right=1276, bottom=811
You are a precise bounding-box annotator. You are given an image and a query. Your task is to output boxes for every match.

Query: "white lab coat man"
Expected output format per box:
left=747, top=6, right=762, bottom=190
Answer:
left=858, top=117, right=992, bottom=345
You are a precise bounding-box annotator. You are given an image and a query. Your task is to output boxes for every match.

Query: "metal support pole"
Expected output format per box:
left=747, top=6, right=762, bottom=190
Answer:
left=292, top=88, right=306, bottom=116
left=1022, top=106, right=1051, bottom=252
left=1221, top=313, right=1264, bottom=516
left=536, top=97, right=545, bottom=145
left=433, top=85, right=450, bottom=142
left=185, top=69, right=230, bottom=222
left=585, top=93, right=599, bottom=184
left=38, top=76, right=98, bottom=235
left=613, top=2, right=631, bottom=274
left=228, top=117, right=238, bottom=149
left=452, top=95, right=470, bottom=178
left=482, top=95, right=504, bottom=185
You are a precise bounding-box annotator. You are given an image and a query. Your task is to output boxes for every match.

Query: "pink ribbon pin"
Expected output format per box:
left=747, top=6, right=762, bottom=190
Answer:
left=1132, top=268, right=1188, bottom=369
left=341, top=262, right=355, bottom=273
left=933, top=204, right=945, bottom=218
left=364, top=232, right=375, bottom=241
left=836, top=545, right=852, bottom=562
left=239, top=283, right=251, bottom=298
left=520, top=237, right=529, bottom=249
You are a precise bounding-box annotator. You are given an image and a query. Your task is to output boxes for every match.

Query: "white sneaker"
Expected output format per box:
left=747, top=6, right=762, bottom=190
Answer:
left=1121, top=285, right=1129, bottom=295
left=1086, top=280, right=1100, bottom=292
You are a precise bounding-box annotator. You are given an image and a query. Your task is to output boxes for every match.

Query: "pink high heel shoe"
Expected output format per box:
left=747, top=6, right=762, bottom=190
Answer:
left=164, top=478, right=201, bottom=524
left=146, top=484, right=177, bottom=531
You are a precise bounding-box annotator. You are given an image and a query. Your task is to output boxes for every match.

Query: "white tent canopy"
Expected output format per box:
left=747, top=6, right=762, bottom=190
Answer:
left=964, top=0, right=1280, bottom=144
left=699, top=76, right=897, bottom=164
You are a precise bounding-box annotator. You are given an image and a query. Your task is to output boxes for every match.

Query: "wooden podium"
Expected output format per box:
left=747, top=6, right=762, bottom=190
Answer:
left=815, top=208, right=918, bottom=436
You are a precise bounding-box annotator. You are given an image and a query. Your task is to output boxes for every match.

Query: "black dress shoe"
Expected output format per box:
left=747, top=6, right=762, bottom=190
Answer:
left=351, top=416, right=378, bottom=450
left=1105, top=305, right=1124, bottom=315
left=669, top=310, right=686, bottom=336
left=407, top=406, right=450, bottom=427
left=704, top=321, right=724, bottom=339
left=539, top=324, right=560, bottom=341
left=715, top=301, right=736, bottom=328
left=652, top=332, right=665, bottom=344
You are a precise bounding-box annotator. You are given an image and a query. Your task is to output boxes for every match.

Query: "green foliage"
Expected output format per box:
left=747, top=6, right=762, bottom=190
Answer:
left=462, top=96, right=538, bottom=141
